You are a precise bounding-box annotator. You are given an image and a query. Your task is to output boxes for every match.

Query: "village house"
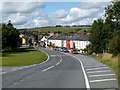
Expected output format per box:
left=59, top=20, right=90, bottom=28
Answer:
left=19, top=33, right=26, bottom=45
left=47, top=34, right=90, bottom=52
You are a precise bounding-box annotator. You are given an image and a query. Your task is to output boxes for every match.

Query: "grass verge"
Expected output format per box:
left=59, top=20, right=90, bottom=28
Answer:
left=0, top=47, right=48, bottom=66
left=96, top=54, right=120, bottom=87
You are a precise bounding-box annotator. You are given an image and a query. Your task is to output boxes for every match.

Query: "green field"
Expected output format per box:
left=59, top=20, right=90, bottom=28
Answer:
left=28, top=26, right=91, bottom=33
left=1, top=48, right=48, bottom=66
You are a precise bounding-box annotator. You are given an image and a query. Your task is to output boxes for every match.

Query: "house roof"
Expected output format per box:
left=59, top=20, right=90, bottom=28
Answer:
left=48, top=35, right=89, bottom=41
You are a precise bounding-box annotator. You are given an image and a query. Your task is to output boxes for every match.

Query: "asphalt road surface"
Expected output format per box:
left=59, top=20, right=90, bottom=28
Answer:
left=2, top=47, right=118, bottom=89
left=2, top=47, right=87, bottom=89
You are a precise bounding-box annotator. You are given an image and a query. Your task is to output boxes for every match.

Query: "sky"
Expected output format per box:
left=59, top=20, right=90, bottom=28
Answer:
left=1, top=0, right=111, bottom=29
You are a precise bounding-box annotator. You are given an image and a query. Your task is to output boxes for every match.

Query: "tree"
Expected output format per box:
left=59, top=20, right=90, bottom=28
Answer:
left=105, top=1, right=120, bottom=34
left=89, top=1, right=120, bottom=55
left=89, top=19, right=104, bottom=53
left=2, top=20, right=20, bottom=50
left=105, top=1, right=120, bottom=55
left=105, top=1, right=120, bottom=22
left=102, top=17, right=115, bottom=50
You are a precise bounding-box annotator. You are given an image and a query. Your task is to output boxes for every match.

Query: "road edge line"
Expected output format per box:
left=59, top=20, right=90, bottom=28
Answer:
left=53, top=51, right=90, bottom=89
left=37, top=48, right=50, bottom=65
left=69, top=55, right=90, bottom=89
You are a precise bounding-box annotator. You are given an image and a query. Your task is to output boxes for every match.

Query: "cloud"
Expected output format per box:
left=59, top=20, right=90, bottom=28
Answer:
left=50, top=9, right=68, bottom=18
left=5, top=13, right=30, bottom=25
left=1, top=2, right=109, bottom=28
left=2, top=2, right=45, bottom=13
left=33, top=19, right=49, bottom=27
left=61, top=7, right=100, bottom=23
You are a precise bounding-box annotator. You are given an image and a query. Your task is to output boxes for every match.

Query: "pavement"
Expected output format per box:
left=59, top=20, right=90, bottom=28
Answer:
left=1, top=47, right=119, bottom=89
left=70, top=54, right=118, bottom=89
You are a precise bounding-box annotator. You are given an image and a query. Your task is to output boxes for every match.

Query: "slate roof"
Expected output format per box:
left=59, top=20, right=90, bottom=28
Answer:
left=48, top=35, right=89, bottom=41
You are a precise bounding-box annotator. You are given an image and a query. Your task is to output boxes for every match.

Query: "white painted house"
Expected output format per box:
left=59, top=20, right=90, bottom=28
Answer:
left=40, top=36, right=48, bottom=47
left=48, top=35, right=90, bottom=50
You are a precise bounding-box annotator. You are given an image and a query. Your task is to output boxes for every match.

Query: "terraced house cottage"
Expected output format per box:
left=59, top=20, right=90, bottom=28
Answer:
left=48, top=34, right=90, bottom=51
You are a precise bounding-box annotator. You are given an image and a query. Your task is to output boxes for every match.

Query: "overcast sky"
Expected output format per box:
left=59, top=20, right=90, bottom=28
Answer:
left=1, top=1, right=111, bottom=29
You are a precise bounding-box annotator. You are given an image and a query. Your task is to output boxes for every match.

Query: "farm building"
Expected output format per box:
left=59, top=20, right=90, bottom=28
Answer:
left=47, top=34, right=90, bottom=50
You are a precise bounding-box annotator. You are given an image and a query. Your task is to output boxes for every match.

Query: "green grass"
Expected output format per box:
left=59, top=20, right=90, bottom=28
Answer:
left=0, top=48, right=48, bottom=66
left=29, top=26, right=91, bottom=33
left=96, top=55, right=120, bottom=87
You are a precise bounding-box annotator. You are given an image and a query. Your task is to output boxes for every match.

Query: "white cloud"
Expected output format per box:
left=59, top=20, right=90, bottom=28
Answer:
left=80, top=18, right=97, bottom=25
left=2, top=2, right=45, bottom=13
left=5, top=13, right=30, bottom=25
left=50, top=9, right=68, bottom=18
left=61, top=7, right=99, bottom=23
left=1, top=2, right=109, bottom=28
left=32, top=11, right=48, bottom=20
left=33, top=19, right=49, bottom=27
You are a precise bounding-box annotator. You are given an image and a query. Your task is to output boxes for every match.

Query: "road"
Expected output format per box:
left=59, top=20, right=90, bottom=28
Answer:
left=2, top=47, right=87, bottom=89
left=2, top=47, right=118, bottom=89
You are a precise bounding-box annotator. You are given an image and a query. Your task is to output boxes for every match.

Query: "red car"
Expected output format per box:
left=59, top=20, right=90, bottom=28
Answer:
left=71, top=49, right=79, bottom=54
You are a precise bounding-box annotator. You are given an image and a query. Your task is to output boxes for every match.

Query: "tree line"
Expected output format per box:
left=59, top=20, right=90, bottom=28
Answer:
left=89, top=1, right=120, bottom=55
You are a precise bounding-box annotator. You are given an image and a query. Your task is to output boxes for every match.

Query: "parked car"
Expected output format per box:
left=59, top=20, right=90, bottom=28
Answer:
left=59, top=47, right=69, bottom=52
left=71, top=49, right=79, bottom=54
left=53, top=46, right=58, bottom=51
left=57, top=47, right=61, bottom=51
left=54, top=46, right=61, bottom=51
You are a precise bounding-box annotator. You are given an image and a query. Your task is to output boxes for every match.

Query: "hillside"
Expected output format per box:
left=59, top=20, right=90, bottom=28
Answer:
left=27, top=26, right=91, bottom=33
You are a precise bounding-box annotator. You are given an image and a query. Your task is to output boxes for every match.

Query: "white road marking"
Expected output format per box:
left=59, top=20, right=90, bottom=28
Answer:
left=0, top=72, right=6, bottom=75
left=42, top=56, right=63, bottom=72
left=9, top=79, right=24, bottom=86
left=87, top=70, right=111, bottom=74
left=50, top=55, right=56, bottom=57
left=89, top=74, right=115, bottom=77
left=58, top=52, right=90, bottom=89
left=56, top=62, right=60, bottom=65
left=38, top=48, right=50, bottom=65
left=55, top=56, right=62, bottom=66
left=11, top=81, right=19, bottom=86
left=59, top=57, right=62, bottom=62
left=42, top=65, right=54, bottom=72
left=86, top=67, right=109, bottom=71
left=69, top=55, right=90, bottom=89
left=90, top=78, right=117, bottom=83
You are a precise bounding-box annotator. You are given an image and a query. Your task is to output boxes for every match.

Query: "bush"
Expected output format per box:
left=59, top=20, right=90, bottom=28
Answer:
left=108, top=35, right=120, bottom=56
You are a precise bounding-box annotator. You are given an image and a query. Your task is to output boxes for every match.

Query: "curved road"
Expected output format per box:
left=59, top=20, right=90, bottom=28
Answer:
left=2, top=47, right=87, bottom=88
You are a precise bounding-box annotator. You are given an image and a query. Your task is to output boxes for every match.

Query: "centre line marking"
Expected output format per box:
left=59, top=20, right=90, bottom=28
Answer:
left=56, top=56, right=62, bottom=66
left=90, top=78, right=117, bottom=83
left=86, top=67, right=109, bottom=71
left=88, top=74, right=115, bottom=77
left=87, top=70, right=111, bottom=74
left=42, top=66, right=54, bottom=72
left=56, top=62, right=60, bottom=65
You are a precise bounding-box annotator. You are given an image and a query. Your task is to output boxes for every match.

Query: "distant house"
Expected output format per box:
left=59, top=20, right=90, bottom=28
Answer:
left=48, top=34, right=90, bottom=50
left=39, top=36, right=48, bottom=47
left=19, top=34, right=26, bottom=45
left=41, top=36, right=47, bottom=47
